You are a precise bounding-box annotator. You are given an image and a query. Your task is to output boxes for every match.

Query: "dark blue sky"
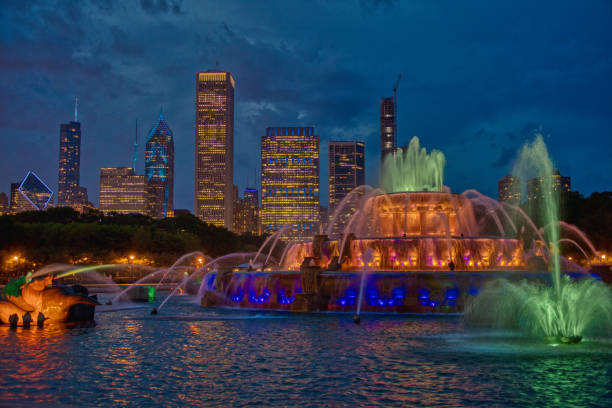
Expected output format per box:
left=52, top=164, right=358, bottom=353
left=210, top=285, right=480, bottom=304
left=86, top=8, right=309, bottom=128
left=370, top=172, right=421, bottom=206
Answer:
left=1, top=0, right=611, bottom=210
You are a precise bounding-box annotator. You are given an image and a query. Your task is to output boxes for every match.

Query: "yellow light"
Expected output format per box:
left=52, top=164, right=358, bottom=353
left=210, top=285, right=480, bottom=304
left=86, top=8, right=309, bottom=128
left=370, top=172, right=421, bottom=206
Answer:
left=129, top=255, right=135, bottom=260
left=602, top=255, right=607, bottom=260
left=197, top=257, right=204, bottom=264
left=468, top=261, right=474, bottom=266
left=13, top=256, right=18, bottom=261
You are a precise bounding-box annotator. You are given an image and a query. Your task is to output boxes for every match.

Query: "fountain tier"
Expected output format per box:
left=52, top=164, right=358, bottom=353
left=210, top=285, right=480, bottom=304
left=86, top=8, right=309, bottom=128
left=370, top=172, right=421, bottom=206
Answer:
left=282, top=192, right=525, bottom=271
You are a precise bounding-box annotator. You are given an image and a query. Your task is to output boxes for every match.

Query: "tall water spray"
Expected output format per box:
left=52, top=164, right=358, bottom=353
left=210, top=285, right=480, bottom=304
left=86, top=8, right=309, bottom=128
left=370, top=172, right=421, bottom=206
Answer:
left=512, top=135, right=561, bottom=292
left=381, top=136, right=445, bottom=193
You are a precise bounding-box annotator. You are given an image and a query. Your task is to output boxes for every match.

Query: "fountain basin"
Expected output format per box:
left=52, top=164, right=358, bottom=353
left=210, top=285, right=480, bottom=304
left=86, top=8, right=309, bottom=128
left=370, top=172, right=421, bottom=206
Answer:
left=200, top=269, right=569, bottom=314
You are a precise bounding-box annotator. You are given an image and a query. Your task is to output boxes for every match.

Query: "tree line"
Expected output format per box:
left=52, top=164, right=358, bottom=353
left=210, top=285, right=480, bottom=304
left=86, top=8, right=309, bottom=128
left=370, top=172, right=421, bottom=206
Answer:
left=0, top=207, right=266, bottom=277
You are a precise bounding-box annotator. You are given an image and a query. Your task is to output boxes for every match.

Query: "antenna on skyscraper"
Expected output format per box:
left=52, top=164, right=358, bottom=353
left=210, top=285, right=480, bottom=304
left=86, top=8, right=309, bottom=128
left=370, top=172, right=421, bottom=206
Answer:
left=74, top=96, right=78, bottom=122
left=133, top=119, right=138, bottom=171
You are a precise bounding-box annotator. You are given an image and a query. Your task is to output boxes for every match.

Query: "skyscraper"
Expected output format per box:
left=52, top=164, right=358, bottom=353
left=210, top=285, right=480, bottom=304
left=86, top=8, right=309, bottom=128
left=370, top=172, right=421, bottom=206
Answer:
left=145, top=111, right=174, bottom=218
left=261, top=127, right=319, bottom=241
left=195, top=71, right=235, bottom=229
left=380, top=97, right=396, bottom=164
left=233, top=187, right=260, bottom=235
left=328, top=141, right=365, bottom=235
left=526, top=169, right=571, bottom=201
left=498, top=174, right=521, bottom=204
left=99, top=167, right=146, bottom=214
left=328, top=141, right=365, bottom=212
left=58, top=119, right=81, bottom=207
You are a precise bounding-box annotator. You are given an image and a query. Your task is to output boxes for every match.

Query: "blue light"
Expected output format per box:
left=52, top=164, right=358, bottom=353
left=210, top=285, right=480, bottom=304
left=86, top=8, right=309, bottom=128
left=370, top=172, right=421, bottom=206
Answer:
left=418, top=288, right=430, bottom=300
left=392, top=287, right=405, bottom=299
left=445, top=287, right=459, bottom=300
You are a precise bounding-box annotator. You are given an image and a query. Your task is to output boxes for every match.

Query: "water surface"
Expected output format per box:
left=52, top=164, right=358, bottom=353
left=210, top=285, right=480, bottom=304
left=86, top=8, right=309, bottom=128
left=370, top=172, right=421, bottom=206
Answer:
left=1, top=296, right=610, bottom=407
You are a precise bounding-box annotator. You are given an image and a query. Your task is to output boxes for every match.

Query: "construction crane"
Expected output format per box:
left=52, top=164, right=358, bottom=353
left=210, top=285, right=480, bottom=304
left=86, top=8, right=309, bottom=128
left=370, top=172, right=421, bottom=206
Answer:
left=393, top=74, right=402, bottom=104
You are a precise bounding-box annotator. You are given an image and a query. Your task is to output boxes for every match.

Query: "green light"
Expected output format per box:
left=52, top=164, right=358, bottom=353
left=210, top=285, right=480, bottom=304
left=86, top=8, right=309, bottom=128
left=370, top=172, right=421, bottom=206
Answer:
left=146, top=286, right=156, bottom=302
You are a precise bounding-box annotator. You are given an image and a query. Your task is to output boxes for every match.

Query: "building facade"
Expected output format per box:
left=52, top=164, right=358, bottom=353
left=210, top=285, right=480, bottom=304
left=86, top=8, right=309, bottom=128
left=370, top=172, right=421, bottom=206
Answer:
left=0, top=192, right=8, bottom=215
left=526, top=169, right=571, bottom=201
left=18, top=171, right=54, bottom=212
left=58, top=121, right=81, bottom=207
left=328, top=141, right=365, bottom=235
left=11, top=183, right=35, bottom=213
left=195, top=71, right=235, bottom=229
left=261, top=127, right=319, bottom=241
left=328, top=141, right=365, bottom=212
left=498, top=174, right=521, bottom=204
left=99, top=167, right=146, bottom=214
left=145, top=111, right=174, bottom=218
left=380, top=97, right=396, bottom=165
left=233, top=187, right=260, bottom=235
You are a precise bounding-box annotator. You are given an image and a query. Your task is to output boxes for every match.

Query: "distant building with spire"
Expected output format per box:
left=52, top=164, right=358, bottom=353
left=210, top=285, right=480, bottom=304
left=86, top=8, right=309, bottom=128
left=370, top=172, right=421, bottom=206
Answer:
left=145, top=110, right=174, bottom=218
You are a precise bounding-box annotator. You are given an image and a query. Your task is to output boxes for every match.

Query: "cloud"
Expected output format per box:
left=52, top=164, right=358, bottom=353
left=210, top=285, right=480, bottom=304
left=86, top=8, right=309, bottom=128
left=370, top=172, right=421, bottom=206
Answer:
left=140, top=0, right=182, bottom=15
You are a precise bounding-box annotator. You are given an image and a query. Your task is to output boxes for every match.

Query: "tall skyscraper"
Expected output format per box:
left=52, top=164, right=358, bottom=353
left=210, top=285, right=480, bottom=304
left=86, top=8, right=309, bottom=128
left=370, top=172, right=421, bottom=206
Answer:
left=526, top=169, right=571, bottom=201
left=261, top=127, right=319, bottom=241
left=99, top=167, right=146, bottom=214
left=58, top=119, right=81, bottom=207
left=498, top=174, right=521, bottom=204
left=380, top=97, right=396, bottom=164
left=145, top=111, right=174, bottom=218
left=328, top=141, right=365, bottom=212
left=195, top=71, right=235, bottom=229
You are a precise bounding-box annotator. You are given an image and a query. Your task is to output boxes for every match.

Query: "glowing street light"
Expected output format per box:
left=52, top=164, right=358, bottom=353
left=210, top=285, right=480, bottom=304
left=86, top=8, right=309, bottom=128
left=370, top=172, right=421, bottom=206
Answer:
left=129, top=255, right=135, bottom=261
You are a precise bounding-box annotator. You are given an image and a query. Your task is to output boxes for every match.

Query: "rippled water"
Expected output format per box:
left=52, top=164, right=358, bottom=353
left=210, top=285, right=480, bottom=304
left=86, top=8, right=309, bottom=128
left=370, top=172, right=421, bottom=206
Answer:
left=1, top=296, right=611, bottom=407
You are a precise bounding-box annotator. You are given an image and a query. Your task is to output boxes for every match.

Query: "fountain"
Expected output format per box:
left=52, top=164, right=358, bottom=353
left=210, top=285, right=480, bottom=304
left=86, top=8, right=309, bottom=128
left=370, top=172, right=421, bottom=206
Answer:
left=465, top=135, right=612, bottom=343
left=196, top=136, right=608, bottom=318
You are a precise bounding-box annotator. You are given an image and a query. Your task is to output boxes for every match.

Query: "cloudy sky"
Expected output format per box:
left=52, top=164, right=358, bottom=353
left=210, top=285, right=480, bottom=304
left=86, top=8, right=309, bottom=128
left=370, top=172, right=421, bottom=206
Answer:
left=1, top=0, right=611, bottom=210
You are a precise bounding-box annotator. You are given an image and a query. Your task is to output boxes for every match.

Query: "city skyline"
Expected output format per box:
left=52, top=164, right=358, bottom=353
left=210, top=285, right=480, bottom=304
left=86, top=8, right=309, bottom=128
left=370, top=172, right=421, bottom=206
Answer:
left=1, top=1, right=611, bottom=212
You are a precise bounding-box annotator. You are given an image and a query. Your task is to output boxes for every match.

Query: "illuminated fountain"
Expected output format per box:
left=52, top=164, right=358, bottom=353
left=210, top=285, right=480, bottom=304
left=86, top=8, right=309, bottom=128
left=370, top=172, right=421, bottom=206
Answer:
left=198, top=135, right=610, bottom=324
left=197, top=137, right=543, bottom=314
